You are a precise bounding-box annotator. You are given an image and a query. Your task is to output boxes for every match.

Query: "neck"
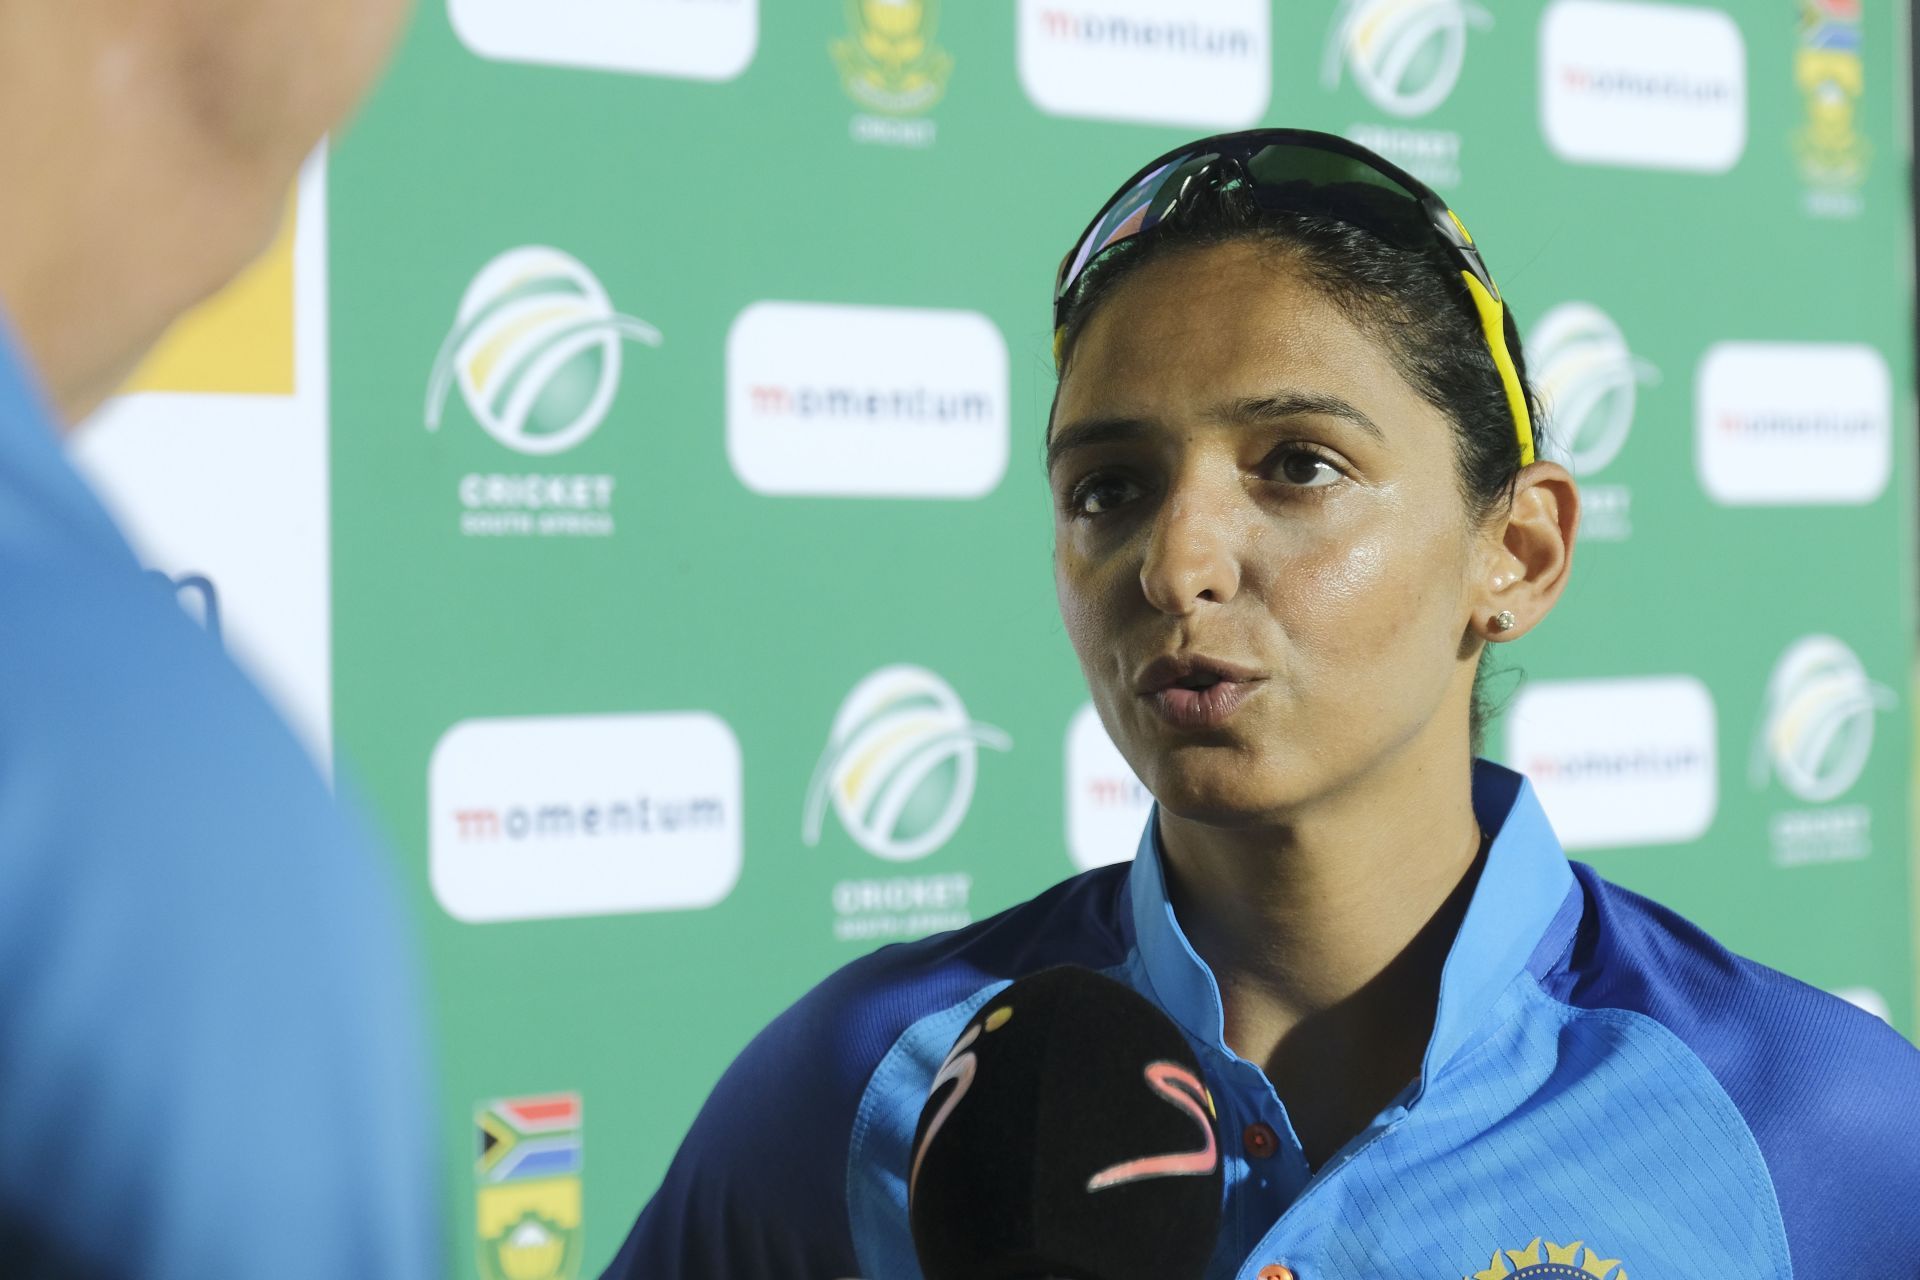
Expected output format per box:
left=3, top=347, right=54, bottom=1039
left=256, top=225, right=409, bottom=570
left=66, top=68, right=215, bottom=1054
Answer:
left=1155, top=739, right=1486, bottom=1165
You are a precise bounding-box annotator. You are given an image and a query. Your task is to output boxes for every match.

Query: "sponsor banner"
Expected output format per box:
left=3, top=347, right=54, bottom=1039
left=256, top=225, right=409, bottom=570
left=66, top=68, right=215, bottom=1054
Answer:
left=429, top=713, right=742, bottom=922
left=804, top=665, right=1009, bottom=862
left=727, top=302, right=1008, bottom=499
left=448, top=0, right=757, bottom=80
left=1506, top=676, right=1719, bottom=850
left=1017, top=0, right=1271, bottom=128
left=1695, top=342, right=1891, bottom=506
left=1065, top=703, right=1151, bottom=871
left=475, top=1093, right=583, bottom=1280
left=1540, top=0, right=1747, bottom=173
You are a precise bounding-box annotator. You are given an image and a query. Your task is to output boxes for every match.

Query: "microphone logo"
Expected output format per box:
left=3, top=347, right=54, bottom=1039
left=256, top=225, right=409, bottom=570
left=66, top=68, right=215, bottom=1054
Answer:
left=1084, top=1062, right=1219, bottom=1192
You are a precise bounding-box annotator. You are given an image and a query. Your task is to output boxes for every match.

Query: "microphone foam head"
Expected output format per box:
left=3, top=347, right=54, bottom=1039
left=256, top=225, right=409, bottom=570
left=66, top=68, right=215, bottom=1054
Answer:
left=908, top=964, right=1223, bottom=1280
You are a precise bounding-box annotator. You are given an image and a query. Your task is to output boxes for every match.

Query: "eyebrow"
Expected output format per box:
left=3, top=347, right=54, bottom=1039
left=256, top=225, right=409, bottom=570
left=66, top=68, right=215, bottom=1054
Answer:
left=1045, top=389, right=1386, bottom=472
left=1214, top=391, right=1386, bottom=444
left=1044, top=417, right=1150, bottom=473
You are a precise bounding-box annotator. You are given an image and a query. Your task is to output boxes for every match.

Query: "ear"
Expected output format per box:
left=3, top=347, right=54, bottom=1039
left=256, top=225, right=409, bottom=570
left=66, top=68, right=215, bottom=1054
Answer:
left=1472, top=460, right=1579, bottom=643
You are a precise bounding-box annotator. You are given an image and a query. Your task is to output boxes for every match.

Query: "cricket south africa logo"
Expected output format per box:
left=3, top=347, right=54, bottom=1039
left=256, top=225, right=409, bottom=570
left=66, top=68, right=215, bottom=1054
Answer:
left=1323, top=0, right=1489, bottom=118
left=426, top=246, right=661, bottom=456
left=804, top=665, right=1009, bottom=861
left=1528, top=303, right=1656, bottom=479
left=1752, top=634, right=1895, bottom=804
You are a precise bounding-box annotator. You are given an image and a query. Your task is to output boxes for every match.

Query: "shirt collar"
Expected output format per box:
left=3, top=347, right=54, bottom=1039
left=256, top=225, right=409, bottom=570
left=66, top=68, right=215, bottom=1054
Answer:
left=1125, top=757, right=1574, bottom=1087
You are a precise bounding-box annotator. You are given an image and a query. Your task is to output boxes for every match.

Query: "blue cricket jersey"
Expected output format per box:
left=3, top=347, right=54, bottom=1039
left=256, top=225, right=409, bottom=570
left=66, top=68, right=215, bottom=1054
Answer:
left=607, top=758, right=1919, bottom=1279
left=0, top=326, right=440, bottom=1276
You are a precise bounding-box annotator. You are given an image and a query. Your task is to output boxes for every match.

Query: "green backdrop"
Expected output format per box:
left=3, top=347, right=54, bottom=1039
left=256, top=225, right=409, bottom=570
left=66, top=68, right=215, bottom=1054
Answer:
left=321, top=2, right=1916, bottom=1274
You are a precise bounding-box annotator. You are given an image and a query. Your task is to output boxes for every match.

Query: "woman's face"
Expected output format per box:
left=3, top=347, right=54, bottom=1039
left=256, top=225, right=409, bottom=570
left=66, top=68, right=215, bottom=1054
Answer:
left=1049, top=239, right=1494, bottom=826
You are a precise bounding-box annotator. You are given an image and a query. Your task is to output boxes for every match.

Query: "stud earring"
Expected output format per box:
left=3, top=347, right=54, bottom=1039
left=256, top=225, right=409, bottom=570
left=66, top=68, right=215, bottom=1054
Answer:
left=1491, top=610, right=1517, bottom=633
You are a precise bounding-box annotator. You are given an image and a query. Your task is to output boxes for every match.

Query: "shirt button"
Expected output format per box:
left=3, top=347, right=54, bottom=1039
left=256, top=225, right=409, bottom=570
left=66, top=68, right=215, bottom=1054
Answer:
left=1243, top=1122, right=1278, bottom=1158
left=1258, top=1266, right=1295, bottom=1280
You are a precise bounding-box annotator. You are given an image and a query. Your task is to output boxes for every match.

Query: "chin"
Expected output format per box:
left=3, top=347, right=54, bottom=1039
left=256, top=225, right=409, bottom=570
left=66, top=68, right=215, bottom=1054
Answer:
left=1138, top=743, right=1304, bottom=829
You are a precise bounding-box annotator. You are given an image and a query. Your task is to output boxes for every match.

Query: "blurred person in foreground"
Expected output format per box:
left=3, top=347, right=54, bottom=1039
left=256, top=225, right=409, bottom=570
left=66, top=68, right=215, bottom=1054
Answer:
left=0, top=1, right=432, bottom=1276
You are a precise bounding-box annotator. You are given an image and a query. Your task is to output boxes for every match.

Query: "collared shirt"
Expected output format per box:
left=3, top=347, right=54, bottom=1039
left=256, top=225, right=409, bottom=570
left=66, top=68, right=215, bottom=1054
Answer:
left=0, top=324, right=439, bottom=1277
left=607, top=759, right=1920, bottom=1280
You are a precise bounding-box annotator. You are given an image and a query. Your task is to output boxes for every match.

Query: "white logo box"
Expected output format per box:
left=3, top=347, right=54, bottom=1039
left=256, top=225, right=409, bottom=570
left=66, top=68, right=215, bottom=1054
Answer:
left=1506, top=676, right=1719, bottom=850
left=1539, top=0, right=1747, bottom=173
left=1065, top=703, right=1153, bottom=871
left=429, top=712, right=743, bottom=922
left=1695, top=342, right=1892, bottom=506
left=726, top=301, right=1009, bottom=499
left=448, top=0, right=757, bottom=80
left=1017, top=0, right=1272, bottom=128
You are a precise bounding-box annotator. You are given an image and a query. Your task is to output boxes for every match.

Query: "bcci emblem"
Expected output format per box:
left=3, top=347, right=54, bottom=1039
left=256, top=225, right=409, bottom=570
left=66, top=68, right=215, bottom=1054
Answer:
left=1323, top=0, right=1489, bottom=119
left=832, top=0, right=953, bottom=115
left=804, top=665, right=1009, bottom=862
left=1751, top=634, right=1895, bottom=804
left=426, top=246, right=661, bottom=457
left=475, top=1093, right=584, bottom=1280
left=1467, top=1236, right=1629, bottom=1280
left=1793, top=0, right=1869, bottom=215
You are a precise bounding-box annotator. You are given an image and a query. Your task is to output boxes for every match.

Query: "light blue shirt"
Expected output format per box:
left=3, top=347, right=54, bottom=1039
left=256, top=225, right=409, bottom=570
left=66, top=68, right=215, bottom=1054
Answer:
left=0, top=324, right=439, bottom=1277
left=609, top=759, right=1920, bottom=1278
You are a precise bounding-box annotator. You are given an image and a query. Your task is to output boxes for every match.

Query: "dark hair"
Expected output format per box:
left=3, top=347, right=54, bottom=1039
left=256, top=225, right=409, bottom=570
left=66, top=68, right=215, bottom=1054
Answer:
left=1052, top=178, right=1551, bottom=758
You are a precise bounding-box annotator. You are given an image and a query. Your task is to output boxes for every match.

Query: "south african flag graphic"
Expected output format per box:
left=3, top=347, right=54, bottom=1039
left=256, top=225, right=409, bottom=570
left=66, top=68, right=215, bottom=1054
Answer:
left=475, top=1093, right=584, bottom=1280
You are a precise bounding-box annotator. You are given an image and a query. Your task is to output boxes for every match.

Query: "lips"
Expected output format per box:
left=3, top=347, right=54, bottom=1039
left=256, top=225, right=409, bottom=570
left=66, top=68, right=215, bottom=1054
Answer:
left=1134, top=653, right=1267, bottom=729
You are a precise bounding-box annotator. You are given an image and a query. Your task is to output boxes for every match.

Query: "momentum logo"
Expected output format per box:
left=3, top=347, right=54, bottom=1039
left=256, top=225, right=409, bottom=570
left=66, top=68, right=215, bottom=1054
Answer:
left=727, top=301, right=1007, bottom=498
left=449, top=0, right=757, bottom=80
left=1695, top=342, right=1891, bottom=506
left=804, top=666, right=1010, bottom=862
left=1017, top=0, right=1270, bottom=127
left=429, top=712, right=742, bottom=922
left=1540, top=0, right=1747, bottom=172
left=1506, top=676, right=1719, bottom=850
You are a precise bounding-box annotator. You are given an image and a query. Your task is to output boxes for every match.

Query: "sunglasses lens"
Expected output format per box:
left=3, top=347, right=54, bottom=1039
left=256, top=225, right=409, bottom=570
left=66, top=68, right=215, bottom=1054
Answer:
left=1243, top=143, right=1432, bottom=250
left=1057, top=151, right=1219, bottom=301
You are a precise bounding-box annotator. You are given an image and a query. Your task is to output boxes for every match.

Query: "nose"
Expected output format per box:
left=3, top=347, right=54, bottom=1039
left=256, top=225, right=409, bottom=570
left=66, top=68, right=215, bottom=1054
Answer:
left=1139, top=486, right=1242, bottom=616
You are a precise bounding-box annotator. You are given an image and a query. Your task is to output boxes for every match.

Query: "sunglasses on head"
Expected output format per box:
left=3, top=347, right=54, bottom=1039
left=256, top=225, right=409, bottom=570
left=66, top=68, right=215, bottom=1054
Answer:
left=1053, top=128, right=1534, bottom=466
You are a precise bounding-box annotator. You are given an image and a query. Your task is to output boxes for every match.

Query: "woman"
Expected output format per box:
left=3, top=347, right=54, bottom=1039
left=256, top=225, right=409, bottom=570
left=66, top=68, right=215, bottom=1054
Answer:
left=604, top=130, right=1918, bottom=1279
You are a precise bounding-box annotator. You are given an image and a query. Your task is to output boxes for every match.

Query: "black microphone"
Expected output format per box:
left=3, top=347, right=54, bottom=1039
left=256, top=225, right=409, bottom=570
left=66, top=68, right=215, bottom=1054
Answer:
left=907, top=964, right=1223, bottom=1280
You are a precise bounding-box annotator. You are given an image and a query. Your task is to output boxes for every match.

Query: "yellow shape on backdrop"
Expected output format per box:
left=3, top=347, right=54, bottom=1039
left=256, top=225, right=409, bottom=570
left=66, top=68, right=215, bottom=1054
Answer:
left=476, top=1176, right=582, bottom=1280
left=123, top=190, right=298, bottom=396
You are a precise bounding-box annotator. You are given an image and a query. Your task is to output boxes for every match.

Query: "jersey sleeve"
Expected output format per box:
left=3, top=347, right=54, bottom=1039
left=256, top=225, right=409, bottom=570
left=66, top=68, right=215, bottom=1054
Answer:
left=0, top=568, right=441, bottom=1279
